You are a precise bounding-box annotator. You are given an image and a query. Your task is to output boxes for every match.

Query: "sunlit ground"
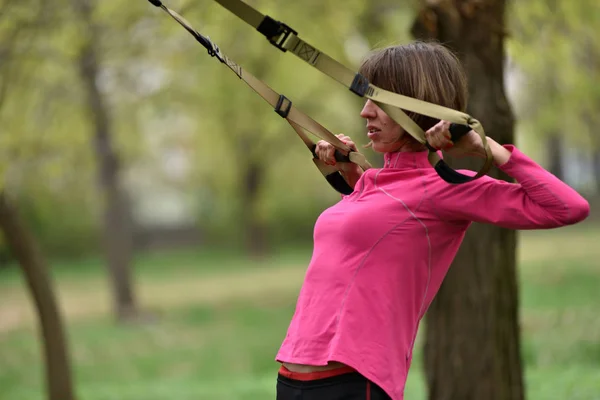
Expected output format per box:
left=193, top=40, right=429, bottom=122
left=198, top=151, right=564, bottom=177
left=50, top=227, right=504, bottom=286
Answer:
left=1, top=221, right=599, bottom=400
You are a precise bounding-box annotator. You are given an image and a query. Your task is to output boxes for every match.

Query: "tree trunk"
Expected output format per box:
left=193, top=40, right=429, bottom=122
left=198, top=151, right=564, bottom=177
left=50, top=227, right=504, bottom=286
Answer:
left=239, top=139, right=268, bottom=258
left=593, top=150, right=600, bottom=191
left=547, top=135, right=564, bottom=181
left=74, top=0, right=137, bottom=322
left=0, top=193, right=76, bottom=400
left=411, top=1, right=524, bottom=400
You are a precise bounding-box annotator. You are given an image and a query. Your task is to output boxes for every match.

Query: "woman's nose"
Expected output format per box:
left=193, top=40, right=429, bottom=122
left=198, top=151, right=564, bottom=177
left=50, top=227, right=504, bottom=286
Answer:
left=360, top=99, right=377, bottom=119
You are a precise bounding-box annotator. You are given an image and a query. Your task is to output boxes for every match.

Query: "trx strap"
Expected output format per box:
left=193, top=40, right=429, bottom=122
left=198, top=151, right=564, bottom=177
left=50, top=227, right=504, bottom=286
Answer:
left=147, top=0, right=372, bottom=195
left=211, top=0, right=494, bottom=184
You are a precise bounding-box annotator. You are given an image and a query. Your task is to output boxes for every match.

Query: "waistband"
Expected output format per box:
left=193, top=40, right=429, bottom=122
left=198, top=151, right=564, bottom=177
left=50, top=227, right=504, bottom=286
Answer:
left=278, top=364, right=357, bottom=381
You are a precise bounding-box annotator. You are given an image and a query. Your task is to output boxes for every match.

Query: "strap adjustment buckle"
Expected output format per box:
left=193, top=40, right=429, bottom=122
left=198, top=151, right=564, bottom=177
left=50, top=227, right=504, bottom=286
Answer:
left=350, top=73, right=370, bottom=97
left=205, top=37, right=226, bottom=63
left=274, top=94, right=292, bottom=118
left=257, top=16, right=297, bottom=52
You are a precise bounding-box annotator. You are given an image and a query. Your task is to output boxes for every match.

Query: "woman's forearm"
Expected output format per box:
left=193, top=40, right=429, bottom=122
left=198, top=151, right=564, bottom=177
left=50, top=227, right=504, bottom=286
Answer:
left=339, top=164, right=363, bottom=189
left=486, top=138, right=512, bottom=166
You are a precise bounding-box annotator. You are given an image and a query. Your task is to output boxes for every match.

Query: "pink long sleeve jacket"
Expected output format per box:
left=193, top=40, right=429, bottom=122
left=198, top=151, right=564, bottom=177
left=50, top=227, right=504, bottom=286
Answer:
left=275, top=145, right=589, bottom=400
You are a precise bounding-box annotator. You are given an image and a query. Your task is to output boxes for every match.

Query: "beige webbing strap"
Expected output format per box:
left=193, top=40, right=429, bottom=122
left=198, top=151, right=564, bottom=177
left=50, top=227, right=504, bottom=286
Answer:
left=213, top=0, right=494, bottom=181
left=243, top=70, right=373, bottom=172
left=152, top=2, right=372, bottom=183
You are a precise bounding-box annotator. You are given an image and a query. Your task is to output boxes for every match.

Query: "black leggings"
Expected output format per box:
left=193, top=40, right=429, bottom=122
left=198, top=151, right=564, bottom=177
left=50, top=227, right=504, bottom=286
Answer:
left=276, top=370, right=392, bottom=400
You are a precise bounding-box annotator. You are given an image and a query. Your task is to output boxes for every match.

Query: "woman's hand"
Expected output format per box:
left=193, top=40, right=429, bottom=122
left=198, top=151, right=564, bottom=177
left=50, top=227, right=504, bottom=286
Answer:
left=315, top=134, right=358, bottom=166
left=315, top=134, right=363, bottom=188
left=425, top=120, right=486, bottom=159
left=425, top=120, right=512, bottom=165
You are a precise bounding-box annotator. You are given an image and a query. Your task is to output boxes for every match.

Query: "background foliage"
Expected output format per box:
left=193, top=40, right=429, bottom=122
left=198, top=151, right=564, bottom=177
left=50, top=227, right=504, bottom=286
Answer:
left=0, top=0, right=598, bottom=398
left=1, top=0, right=596, bottom=258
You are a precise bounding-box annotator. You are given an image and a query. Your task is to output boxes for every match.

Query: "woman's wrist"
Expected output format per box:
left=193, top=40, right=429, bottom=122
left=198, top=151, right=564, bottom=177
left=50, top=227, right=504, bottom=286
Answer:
left=339, top=163, right=363, bottom=188
left=485, top=138, right=511, bottom=166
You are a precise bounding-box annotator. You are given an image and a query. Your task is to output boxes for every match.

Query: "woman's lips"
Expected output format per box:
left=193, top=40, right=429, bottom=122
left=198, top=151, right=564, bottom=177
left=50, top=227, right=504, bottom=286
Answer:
left=367, top=129, right=381, bottom=139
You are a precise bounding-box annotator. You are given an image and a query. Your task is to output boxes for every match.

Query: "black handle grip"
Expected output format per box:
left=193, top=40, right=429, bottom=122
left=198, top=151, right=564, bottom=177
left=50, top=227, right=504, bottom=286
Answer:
left=148, top=0, right=162, bottom=6
left=310, top=145, right=352, bottom=163
left=333, top=150, right=351, bottom=163
left=449, top=123, right=471, bottom=143
left=325, top=172, right=354, bottom=195
left=433, top=160, right=474, bottom=184
left=428, top=124, right=479, bottom=184
left=426, top=123, right=471, bottom=153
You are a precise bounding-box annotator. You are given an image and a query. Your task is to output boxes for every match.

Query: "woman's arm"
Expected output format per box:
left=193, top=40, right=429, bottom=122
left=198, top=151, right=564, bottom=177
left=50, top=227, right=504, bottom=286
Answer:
left=426, top=122, right=590, bottom=229
left=485, top=137, right=511, bottom=166
left=433, top=143, right=590, bottom=229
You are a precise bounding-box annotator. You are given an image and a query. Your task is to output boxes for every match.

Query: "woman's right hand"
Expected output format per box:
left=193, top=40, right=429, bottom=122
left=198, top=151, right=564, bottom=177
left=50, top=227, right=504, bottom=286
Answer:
left=315, top=134, right=364, bottom=189
left=315, top=134, right=358, bottom=166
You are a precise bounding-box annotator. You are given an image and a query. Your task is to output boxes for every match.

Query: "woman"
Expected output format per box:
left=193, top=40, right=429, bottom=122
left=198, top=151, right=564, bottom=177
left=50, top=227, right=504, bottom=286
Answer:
left=274, top=41, right=589, bottom=400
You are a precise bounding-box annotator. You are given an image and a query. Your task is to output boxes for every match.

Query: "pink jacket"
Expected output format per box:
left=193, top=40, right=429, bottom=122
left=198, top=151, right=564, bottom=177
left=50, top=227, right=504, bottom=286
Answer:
left=275, top=145, right=589, bottom=400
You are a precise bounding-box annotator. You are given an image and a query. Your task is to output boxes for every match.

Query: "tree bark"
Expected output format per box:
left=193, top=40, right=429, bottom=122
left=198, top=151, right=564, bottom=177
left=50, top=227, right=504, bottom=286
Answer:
left=593, top=151, right=600, bottom=191
left=73, top=0, right=137, bottom=322
left=0, top=193, right=76, bottom=400
left=546, top=135, right=564, bottom=181
left=411, top=1, right=524, bottom=399
left=238, top=137, right=268, bottom=258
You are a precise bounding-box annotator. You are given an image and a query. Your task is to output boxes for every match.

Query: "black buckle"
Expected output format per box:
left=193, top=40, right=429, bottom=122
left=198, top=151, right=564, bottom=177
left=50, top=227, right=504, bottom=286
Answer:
left=202, top=36, right=226, bottom=63
left=350, top=73, right=369, bottom=97
left=257, top=16, right=297, bottom=52
left=275, top=94, right=292, bottom=118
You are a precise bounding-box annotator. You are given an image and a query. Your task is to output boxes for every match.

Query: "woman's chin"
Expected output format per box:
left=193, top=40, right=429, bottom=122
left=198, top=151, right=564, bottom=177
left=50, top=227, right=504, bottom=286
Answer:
left=371, top=142, right=397, bottom=153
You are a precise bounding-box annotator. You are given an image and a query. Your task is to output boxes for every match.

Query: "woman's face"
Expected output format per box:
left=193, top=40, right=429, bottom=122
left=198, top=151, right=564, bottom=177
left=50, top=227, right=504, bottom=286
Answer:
left=360, top=99, right=405, bottom=153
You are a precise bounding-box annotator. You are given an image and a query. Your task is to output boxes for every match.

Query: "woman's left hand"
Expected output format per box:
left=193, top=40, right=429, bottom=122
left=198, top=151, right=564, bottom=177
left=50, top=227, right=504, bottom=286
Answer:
left=425, top=120, right=486, bottom=159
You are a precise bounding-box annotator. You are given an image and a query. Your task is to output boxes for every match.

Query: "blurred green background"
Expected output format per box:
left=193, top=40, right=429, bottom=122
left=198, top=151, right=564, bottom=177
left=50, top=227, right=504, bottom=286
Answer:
left=0, top=0, right=599, bottom=399
left=1, top=223, right=600, bottom=400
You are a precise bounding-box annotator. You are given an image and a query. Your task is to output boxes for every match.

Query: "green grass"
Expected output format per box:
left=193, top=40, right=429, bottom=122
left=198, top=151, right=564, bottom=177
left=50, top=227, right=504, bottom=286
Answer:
left=0, top=244, right=313, bottom=288
left=1, top=223, right=599, bottom=400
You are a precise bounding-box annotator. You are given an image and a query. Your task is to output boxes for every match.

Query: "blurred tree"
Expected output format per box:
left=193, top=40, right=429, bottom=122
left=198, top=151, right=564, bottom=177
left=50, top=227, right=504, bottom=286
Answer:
left=146, top=0, right=374, bottom=255
left=70, top=0, right=138, bottom=322
left=0, top=0, right=101, bottom=261
left=0, top=1, right=76, bottom=399
left=0, top=195, right=76, bottom=400
left=508, top=0, right=600, bottom=187
left=547, top=135, right=564, bottom=181
left=411, top=1, right=523, bottom=399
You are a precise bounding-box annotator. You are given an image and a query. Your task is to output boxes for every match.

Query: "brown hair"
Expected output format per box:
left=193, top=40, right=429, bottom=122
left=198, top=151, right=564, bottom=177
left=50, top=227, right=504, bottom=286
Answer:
left=358, top=41, right=468, bottom=135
